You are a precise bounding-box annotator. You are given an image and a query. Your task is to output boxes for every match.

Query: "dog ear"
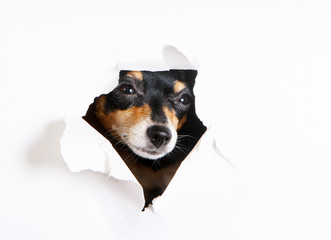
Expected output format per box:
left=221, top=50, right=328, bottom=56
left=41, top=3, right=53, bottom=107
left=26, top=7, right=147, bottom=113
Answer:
left=170, top=69, right=198, bottom=89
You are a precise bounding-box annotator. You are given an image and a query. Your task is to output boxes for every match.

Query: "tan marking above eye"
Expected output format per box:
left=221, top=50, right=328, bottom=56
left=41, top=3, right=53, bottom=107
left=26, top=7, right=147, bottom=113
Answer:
left=126, top=71, right=143, bottom=81
left=174, top=80, right=186, bottom=93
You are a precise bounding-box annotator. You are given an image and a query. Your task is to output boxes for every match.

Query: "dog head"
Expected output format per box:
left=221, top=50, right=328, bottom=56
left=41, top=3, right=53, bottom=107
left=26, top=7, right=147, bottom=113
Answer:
left=94, top=70, right=198, bottom=160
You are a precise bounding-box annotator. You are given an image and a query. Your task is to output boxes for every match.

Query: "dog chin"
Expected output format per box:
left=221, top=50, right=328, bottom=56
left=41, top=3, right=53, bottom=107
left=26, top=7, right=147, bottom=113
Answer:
left=129, top=144, right=170, bottom=160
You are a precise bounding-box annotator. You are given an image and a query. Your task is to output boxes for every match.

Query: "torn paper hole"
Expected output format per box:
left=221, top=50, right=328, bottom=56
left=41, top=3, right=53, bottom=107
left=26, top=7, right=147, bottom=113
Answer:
left=60, top=46, right=222, bottom=211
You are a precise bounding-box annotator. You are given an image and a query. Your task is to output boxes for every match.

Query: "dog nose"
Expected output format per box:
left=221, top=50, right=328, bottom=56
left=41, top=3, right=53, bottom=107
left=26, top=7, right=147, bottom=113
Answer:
left=147, top=125, right=172, bottom=149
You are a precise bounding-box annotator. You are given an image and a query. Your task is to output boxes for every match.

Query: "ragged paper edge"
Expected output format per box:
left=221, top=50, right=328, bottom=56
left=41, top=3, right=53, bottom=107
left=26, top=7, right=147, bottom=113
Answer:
left=60, top=45, right=228, bottom=211
left=60, top=117, right=140, bottom=184
left=60, top=118, right=222, bottom=178
left=60, top=118, right=228, bottom=204
left=117, top=45, right=198, bottom=71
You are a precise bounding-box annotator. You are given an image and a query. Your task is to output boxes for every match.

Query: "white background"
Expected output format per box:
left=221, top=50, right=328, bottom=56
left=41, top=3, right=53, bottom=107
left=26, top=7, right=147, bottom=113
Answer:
left=1, top=0, right=331, bottom=239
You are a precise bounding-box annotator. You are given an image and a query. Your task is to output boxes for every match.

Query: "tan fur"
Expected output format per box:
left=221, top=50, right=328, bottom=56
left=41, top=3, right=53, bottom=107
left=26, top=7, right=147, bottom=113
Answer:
left=177, top=114, right=187, bottom=130
left=163, top=106, right=179, bottom=129
left=163, top=106, right=187, bottom=130
left=95, top=95, right=151, bottom=132
left=173, top=80, right=186, bottom=93
left=126, top=71, right=143, bottom=81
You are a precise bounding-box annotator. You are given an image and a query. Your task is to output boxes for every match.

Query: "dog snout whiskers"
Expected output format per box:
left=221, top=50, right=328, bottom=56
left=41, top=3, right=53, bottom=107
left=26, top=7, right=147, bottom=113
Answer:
left=147, top=125, right=172, bottom=148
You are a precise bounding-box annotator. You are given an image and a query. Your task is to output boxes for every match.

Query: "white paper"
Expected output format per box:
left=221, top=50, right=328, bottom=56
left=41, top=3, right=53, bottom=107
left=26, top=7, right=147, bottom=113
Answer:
left=60, top=117, right=140, bottom=183
left=3, top=2, right=331, bottom=239
left=60, top=46, right=223, bottom=214
left=117, top=45, right=198, bottom=71
left=59, top=46, right=243, bottom=239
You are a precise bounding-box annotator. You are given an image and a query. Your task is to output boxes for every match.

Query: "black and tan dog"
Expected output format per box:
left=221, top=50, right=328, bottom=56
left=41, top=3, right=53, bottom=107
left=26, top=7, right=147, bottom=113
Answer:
left=83, top=70, right=206, bottom=209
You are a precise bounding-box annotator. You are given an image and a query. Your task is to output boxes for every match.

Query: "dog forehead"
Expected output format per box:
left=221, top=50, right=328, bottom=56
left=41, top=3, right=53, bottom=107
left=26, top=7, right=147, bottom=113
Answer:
left=142, top=71, right=175, bottom=83
left=141, top=71, right=181, bottom=93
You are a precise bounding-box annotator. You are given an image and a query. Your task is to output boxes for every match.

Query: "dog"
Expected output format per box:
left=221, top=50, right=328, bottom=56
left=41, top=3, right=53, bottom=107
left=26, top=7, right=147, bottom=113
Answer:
left=83, top=70, right=206, bottom=209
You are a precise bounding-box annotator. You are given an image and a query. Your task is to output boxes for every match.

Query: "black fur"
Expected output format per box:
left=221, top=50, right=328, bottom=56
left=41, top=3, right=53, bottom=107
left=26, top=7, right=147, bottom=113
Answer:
left=84, top=69, right=206, bottom=208
left=106, top=70, right=206, bottom=169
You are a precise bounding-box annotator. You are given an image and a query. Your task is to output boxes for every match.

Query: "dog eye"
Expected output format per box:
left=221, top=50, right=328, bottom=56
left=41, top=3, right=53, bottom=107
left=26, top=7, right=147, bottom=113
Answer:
left=179, top=94, right=191, bottom=105
left=119, top=85, right=136, bottom=94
